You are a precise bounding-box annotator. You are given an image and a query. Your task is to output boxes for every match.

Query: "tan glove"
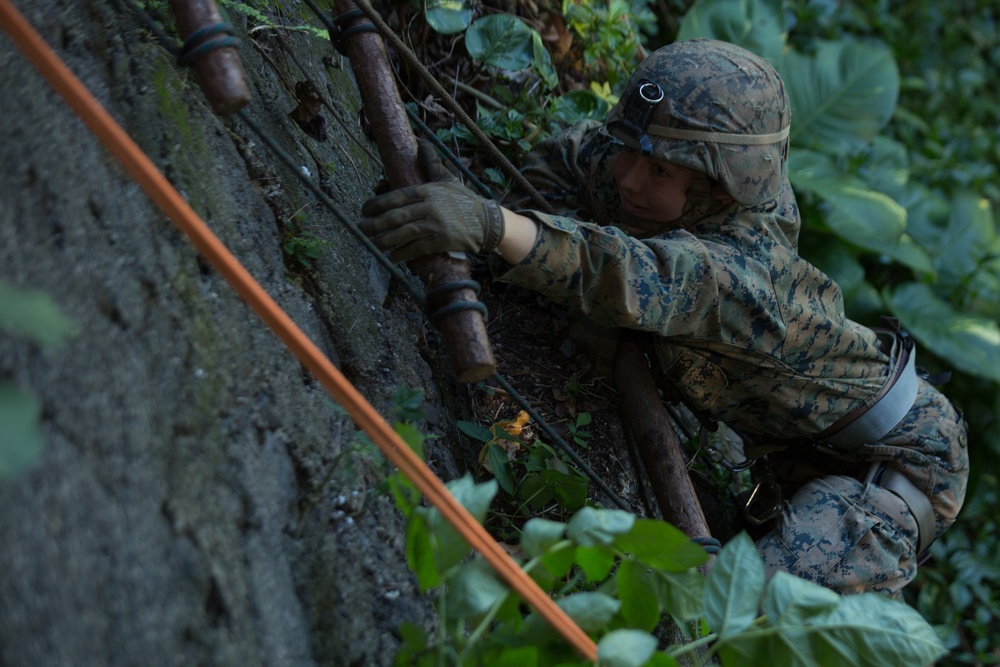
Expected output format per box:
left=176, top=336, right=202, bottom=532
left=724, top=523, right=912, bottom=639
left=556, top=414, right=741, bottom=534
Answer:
left=359, top=140, right=504, bottom=262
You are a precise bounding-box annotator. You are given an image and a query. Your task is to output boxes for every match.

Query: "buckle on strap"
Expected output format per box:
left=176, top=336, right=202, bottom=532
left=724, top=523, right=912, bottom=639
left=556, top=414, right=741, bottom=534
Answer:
left=865, top=463, right=936, bottom=554
left=820, top=319, right=919, bottom=450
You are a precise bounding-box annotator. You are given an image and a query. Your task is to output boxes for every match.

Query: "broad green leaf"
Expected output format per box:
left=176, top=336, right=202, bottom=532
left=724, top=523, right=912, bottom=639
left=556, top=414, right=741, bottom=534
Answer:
left=491, top=645, right=538, bottom=667
left=519, top=468, right=589, bottom=511
left=677, top=0, right=787, bottom=63
left=531, top=30, right=558, bottom=90
left=558, top=591, right=621, bottom=631
left=566, top=506, right=636, bottom=547
left=456, top=419, right=492, bottom=443
left=616, top=558, right=660, bottom=631
left=552, top=90, right=609, bottom=126
left=416, top=475, right=497, bottom=579
left=934, top=191, right=996, bottom=291
left=763, top=570, right=839, bottom=627
left=788, top=149, right=931, bottom=274
left=424, top=0, right=472, bottom=35
left=789, top=149, right=906, bottom=246
left=654, top=568, right=705, bottom=621
left=782, top=40, right=899, bottom=155
left=521, top=517, right=567, bottom=559
left=703, top=532, right=765, bottom=637
left=717, top=632, right=816, bottom=667
left=486, top=444, right=516, bottom=495
left=540, top=542, right=576, bottom=580
left=445, top=473, right=496, bottom=524
left=597, top=629, right=658, bottom=667
left=0, top=282, right=77, bottom=345
left=445, top=556, right=508, bottom=621
left=575, top=544, right=616, bottom=582
left=405, top=510, right=440, bottom=590
left=0, top=383, right=44, bottom=480
left=810, top=593, right=946, bottom=666
left=646, top=654, right=681, bottom=667
left=856, top=136, right=910, bottom=202
left=887, top=283, right=1000, bottom=383
left=465, top=15, right=534, bottom=70
left=615, top=518, right=708, bottom=572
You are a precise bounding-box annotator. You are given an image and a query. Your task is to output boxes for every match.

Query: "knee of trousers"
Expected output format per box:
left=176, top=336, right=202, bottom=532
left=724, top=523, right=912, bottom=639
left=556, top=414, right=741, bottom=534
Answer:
left=755, top=475, right=919, bottom=595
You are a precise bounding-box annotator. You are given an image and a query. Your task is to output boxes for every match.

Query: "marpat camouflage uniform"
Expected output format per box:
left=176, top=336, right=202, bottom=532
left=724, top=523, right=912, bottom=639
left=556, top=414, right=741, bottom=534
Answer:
left=497, top=39, right=968, bottom=595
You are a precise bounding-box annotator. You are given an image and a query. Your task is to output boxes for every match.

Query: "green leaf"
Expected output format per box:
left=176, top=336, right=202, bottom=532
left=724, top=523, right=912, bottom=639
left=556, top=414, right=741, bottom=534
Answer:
left=552, top=90, right=609, bottom=126
left=809, top=593, right=946, bottom=666
left=0, top=282, right=77, bottom=345
left=0, top=383, right=44, bottom=480
left=597, top=629, right=658, bottom=667
left=886, top=282, right=1000, bottom=383
left=423, top=0, right=472, bottom=35
left=521, top=518, right=567, bottom=559
left=415, top=474, right=498, bottom=581
left=445, top=556, right=508, bottom=621
left=465, top=15, right=534, bottom=70
left=519, top=468, right=589, bottom=511
left=762, top=570, right=840, bottom=627
left=615, top=518, right=708, bottom=572
left=566, top=507, right=636, bottom=547
left=934, top=191, right=996, bottom=291
left=703, top=532, right=766, bottom=637
left=531, top=30, right=558, bottom=90
left=575, top=544, right=616, bottom=582
left=405, top=510, right=440, bottom=590
left=456, top=420, right=493, bottom=443
left=677, top=0, right=788, bottom=63
left=490, top=645, right=538, bottom=667
left=782, top=39, right=899, bottom=155
left=486, top=444, right=517, bottom=495
left=558, top=591, right=621, bottom=631
left=654, top=568, right=705, bottom=621
left=616, top=558, right=661, bottom=631
left=788, top=150, right=932, bottom=274
left=446, top=473, right=496, bottom=524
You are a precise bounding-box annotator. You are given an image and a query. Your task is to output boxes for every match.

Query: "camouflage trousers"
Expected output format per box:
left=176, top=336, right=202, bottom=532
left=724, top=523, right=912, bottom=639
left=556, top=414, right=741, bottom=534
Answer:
left=755, top=378, right=969, bottom=596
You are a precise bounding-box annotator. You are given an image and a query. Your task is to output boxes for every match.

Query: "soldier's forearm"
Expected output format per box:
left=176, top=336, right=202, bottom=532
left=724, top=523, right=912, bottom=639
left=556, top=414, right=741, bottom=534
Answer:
left=495, top=209, right=539, bottom=264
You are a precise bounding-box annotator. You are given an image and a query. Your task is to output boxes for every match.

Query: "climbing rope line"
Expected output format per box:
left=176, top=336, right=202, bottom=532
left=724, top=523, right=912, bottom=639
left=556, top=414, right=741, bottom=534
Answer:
left=0, top=1, right=599, bottom=659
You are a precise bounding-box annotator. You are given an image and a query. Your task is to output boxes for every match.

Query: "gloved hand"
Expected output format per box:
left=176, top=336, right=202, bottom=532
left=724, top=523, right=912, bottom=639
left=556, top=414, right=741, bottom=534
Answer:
left=359, top=140, right=505, bottom=262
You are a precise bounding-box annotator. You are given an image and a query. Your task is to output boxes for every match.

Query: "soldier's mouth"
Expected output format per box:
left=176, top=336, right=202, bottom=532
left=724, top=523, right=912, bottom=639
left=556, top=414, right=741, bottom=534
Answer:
left=619, top=192, right=649, bottom=217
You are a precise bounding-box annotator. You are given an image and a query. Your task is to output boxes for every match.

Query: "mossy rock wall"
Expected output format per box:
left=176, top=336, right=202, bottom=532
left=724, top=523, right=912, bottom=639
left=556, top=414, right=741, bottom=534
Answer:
left=0, top=2, right=466, bottom=665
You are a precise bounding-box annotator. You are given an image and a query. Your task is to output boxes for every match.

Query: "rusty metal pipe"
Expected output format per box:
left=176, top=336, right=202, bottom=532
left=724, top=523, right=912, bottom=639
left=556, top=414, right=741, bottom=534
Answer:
left=169, top=0, right=250, bottom=115
left=332, top=0, right=495, bottom=383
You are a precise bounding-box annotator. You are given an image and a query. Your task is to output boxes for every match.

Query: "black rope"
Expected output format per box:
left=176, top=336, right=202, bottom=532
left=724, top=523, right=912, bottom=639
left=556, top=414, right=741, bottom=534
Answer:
left=234, top=109, right=427, bottom=309
left=405, top=107, right=497, bottom=200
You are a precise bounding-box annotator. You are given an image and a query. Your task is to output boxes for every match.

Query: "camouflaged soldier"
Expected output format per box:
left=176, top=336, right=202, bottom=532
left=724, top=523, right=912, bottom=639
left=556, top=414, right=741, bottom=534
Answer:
left=360, top=39, right=969, bottom=595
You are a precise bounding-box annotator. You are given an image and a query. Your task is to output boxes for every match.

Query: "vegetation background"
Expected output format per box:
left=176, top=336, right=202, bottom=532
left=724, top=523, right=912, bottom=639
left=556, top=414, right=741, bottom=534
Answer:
left=2, top=0, right=997, bottom=665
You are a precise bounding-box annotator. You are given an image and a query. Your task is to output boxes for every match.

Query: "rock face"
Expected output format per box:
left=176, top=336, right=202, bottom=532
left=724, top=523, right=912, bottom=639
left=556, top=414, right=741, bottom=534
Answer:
left=0, top=2, right=467, bottom=664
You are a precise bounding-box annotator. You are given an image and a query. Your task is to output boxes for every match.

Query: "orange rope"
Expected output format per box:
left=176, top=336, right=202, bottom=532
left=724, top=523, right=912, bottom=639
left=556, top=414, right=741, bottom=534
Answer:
left=0, top=1, right=598, bottom=661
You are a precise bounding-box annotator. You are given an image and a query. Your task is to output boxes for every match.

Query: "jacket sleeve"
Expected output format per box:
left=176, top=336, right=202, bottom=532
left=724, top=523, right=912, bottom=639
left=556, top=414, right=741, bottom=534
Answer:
left=495, top=212, right=723, bottom=337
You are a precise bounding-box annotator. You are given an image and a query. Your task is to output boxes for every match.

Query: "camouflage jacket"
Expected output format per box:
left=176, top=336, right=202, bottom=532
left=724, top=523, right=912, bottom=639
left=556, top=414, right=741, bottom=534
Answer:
left=497, top=120, right=893, bottom=441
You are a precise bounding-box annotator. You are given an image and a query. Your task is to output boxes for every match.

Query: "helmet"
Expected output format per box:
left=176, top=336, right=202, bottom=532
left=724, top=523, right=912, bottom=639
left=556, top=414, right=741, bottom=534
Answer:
left=605, top=39, right=791, bottom=207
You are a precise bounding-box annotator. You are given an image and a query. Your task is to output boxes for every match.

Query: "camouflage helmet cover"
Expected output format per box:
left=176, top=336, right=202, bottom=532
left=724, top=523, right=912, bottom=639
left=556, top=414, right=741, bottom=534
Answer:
left=606, top=39, right=791, bottom=206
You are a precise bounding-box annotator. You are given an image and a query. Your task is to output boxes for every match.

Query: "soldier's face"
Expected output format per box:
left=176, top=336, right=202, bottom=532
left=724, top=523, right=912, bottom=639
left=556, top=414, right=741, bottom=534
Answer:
left=613, top=147, right=696, bottom=235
